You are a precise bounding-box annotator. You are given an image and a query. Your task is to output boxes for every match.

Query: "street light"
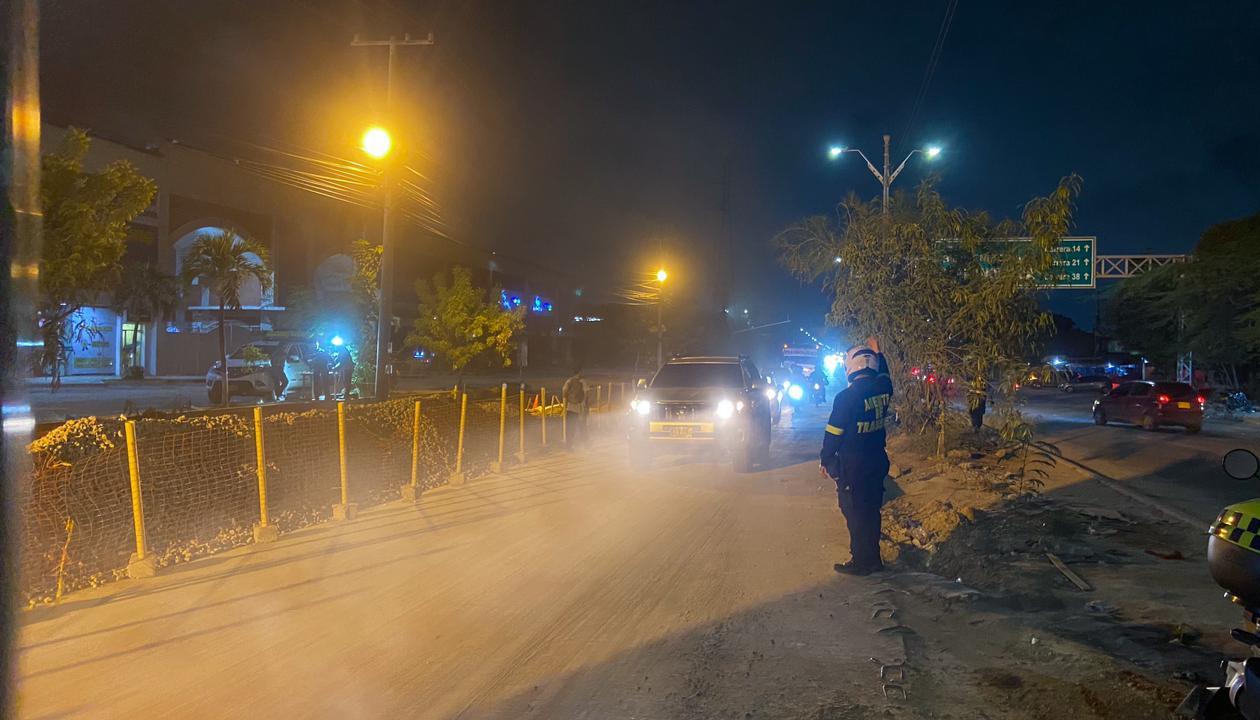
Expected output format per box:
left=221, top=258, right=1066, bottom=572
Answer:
left=361, top=126, right=392, bottom=159
left=828, top=134, right=942, bottom=214
left=362, top=124, right=396, bottom=400
left=655, top=268, right=668, bottom=366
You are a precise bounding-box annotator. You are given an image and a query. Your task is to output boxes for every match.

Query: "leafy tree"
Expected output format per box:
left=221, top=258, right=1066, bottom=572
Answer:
left=39, top=128, right=156, bottom=387
left=179, top=230, right=272, bottom=404
left=775, top=177, right=1080, bottom=453
left=1105, top=211, right=1260, bottom=386
left=112, top=262, right=180, bottom=322
left=407, top=266, right=523, bottom=377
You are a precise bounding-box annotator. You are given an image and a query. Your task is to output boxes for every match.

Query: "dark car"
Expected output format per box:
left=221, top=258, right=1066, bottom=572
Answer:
left=1061, top=374, right=1114, bottom=393
left=628, top=356, right=773, bottom=472
left=1092, top=380, right=1204, bottom=433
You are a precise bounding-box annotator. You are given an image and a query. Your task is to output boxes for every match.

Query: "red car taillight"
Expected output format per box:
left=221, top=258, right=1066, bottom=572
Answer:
left=1157, top=394, right=1171, bottom=405
left=1196, top=395, right=1206, bottom=405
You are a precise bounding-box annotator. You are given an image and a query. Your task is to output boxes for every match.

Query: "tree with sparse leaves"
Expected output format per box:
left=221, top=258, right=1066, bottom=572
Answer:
left=179, top=230, right=272, bottom=404
left=407, top=266, right=523, bottom=377
left=39, top=128, right=156, bottom=388
left=775, top=177, right=1080, bottom=453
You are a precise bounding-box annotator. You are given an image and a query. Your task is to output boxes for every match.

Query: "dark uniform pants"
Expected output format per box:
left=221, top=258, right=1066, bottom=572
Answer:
left=836, top=472, right=885, bottom=569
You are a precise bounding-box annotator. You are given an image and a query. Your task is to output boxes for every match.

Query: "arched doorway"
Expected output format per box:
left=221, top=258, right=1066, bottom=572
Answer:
left=173, top=226, right=274, bottom=309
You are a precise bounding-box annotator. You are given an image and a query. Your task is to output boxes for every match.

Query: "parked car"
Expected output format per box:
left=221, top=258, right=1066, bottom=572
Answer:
left=1092, top=380, right=1204, bottom=433
left=206, top=340, right=316, bottom=403
left=1061, top=374, right=1113, bottom=393
left=628, top=355, right=773, bottom=472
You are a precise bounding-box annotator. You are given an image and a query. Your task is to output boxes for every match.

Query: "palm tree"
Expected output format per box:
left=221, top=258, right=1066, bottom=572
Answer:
left=179, top=230, right=272, bottom=403
left=112, top=262, right=181, bottom=375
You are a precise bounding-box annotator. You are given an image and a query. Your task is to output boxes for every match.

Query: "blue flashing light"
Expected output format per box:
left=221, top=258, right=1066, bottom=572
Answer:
left=331, top=335, right=345, bottom=347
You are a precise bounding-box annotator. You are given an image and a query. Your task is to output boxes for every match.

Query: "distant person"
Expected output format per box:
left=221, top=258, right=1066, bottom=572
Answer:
left=308, top=342, right=331, bottom=401
left=269, top=345, right=290, bottom=401
left=820, top=337, right=893, bottom=576
left=562, top=367, right=588, bottom=450
left=333, top=345, right=355, bottom=399
left=967, top=380, right=987, bottom=431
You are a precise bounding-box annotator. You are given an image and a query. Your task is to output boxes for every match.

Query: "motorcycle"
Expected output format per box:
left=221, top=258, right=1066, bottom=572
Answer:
left=1180, top=448, right=1260, bottom=719
left=811, top=381, right=826, bottom=406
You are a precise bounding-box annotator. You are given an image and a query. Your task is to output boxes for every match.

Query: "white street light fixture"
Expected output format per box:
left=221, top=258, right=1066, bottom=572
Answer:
left=827, top=134, right=944, bottom=214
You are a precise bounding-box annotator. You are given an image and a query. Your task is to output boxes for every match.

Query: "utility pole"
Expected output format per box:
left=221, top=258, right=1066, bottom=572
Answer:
left=351, top=33, right=434, bottom=401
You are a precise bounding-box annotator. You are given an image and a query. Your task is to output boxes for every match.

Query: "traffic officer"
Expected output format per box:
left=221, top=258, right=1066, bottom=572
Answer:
left=819, top=337, right=893, bottom=576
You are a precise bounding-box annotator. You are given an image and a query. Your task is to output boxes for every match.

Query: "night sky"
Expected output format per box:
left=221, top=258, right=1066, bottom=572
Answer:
left=41, top=0, right=1260, bottom=331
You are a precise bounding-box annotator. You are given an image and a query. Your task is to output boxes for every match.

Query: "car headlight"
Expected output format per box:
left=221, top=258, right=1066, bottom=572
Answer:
left=764, top=387, right=777, bottom=400
left=633, top=399, right=652, bottom=416
left=788, top=384, right=804, bottom=401
left=716, top=399, right=735, bottom=419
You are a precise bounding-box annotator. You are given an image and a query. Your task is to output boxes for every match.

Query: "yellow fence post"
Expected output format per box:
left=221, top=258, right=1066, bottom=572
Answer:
left=252, top=407, right=278, bottom=542
left=540, top=386, right=548, bottom=447
left=451, top=392, right=468, bottom=485
left=333, top=400, right=357, bottom=520
left=492, top=384, right=507, bottom=472
left=124, top=420, right=156, bottom=578
left=402, top=399, right=422, bottom=502
left=517, top=385, right=526, bottom=463
left=562, top=399, right=568, bottom=446
left=452, top=382, right=458, bottom=399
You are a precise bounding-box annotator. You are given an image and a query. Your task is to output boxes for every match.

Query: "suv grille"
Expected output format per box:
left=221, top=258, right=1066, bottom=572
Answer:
left=657, top=402, right=709, bottom=420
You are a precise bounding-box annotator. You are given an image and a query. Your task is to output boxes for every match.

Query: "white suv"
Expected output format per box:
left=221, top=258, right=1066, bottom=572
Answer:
left=205, top=340, right=315, bottom=403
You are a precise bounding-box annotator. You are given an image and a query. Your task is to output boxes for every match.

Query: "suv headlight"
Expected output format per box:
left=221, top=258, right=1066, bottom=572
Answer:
left=633, top=399, right=652, bottom=416
left=716, top=399, right=735, bottom=419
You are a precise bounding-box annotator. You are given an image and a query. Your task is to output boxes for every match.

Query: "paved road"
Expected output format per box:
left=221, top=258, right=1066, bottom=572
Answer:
left=17, top=405, right=905, bottom=719
left=1021, top=388, right=1260, bottom=523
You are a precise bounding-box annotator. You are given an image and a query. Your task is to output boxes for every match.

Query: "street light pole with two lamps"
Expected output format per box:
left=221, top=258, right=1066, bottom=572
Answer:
left=828, top=134, right=941, bottom=215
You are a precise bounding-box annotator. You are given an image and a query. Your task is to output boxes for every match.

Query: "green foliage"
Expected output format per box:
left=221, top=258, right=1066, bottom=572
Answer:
left=407, top=266, right=524, bottom=373
left=111, top=262, right=180, bottom=322
left=1105, top=211, right=1260, bottom=376
left=38, top=128, right=157, bottom=385
left=178, top=230, right=272, bottom=310
left=997, top=410, right=1057, bottom=496
left=775, top=177, right=1081, bottom=442
left=179, top=230, right=272, bottom=404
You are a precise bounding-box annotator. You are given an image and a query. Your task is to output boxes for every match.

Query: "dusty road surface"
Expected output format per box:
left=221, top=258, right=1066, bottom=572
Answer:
left=1021, top=388, right=1260, bottom=522
left=17, top=406, right=910, bottom=719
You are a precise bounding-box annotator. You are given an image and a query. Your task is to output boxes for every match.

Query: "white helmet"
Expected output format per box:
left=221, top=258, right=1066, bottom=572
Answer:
left=845, top=344, right=878, bottom=379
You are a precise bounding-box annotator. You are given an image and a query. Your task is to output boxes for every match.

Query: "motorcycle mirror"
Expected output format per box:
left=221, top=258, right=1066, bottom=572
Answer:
left=1224, top=449, right=1260, bottom=480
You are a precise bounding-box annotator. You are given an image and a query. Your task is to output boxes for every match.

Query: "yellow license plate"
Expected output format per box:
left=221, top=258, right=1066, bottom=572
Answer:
left=1176, top=401, right=1191, bottom=409
left=649, top=422, right=713, bottom=436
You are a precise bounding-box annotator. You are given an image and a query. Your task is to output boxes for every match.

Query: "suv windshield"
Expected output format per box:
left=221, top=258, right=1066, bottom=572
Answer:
left=1154, top=382, right=1196, bottom=399
left=651, top=363, right=743, bottom=389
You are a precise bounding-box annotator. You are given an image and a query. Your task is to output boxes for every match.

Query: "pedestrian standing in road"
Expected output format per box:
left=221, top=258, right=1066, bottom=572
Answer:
left=819, top=337, right=893, bottom=576
left=562, top=367, right=588, bottom=450
left=334, top=345, right=355, bottom=400
left=967, top=379, right=987, bottom=431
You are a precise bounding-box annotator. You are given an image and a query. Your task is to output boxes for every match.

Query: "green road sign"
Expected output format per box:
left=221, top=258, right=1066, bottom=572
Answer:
left=1046, top=237, right=1095, bottom=289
